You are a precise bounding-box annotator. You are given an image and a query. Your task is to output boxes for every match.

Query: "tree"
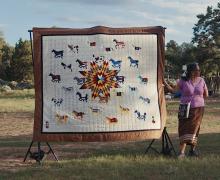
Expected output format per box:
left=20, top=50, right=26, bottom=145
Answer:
left=165, top=40, right=181, bottom=79
left=10, top=38, right=33, bottom=82
left=165, top=40, right=197, bottom=79
left=0, top=36, right=6, bottom=78
left=0, top=44, right=14, bottom=80
left=192, top=2, right=220, bottom=77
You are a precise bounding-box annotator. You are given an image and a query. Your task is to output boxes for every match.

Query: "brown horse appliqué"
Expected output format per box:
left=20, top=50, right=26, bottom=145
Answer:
left=72, top=111, right=85, bottom=120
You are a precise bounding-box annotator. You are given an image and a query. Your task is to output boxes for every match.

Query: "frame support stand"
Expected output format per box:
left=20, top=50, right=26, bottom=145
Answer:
left=145, top=127, right=177, bottom=156
left=23, top=141, right=59, bottom=164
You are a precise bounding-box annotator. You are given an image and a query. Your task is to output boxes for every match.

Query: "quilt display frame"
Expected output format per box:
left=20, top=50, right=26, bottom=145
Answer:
left=32, top=26, right=166, bottom=141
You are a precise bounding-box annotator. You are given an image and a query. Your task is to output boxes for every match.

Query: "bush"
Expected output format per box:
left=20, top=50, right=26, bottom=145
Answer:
left=0, top=79, right=8, bottom=86
left=16, top=82, right=34, bottom=90
left=0, top=85, right=12, bottom=92
left=7, top=81, right=18, bottom=89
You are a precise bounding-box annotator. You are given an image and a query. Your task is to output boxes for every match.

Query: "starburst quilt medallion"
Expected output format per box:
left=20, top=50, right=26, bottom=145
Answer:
left=79, top=61, right=120, bottom=100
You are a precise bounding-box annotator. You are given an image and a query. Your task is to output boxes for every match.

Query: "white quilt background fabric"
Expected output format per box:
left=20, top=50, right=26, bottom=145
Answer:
left=42, top=34, right=161, bottom=132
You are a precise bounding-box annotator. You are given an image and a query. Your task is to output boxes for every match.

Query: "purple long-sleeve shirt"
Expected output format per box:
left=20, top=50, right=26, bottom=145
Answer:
left=178, top=77, right=207, bottom=108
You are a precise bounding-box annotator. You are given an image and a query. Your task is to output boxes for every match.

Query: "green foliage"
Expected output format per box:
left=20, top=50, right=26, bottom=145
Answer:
left=0, top=38, right=33, bottom=82
left=165, top=41, right=197, bottom=78
left=0, top=44, right=14, bottom=80
left=165, top=2, right=220, bottom=78
left=192, top=2, right=220, bottom=76
left=0, top=37, right=6, bottom=77
left=9, top=38, right=33, bottom=82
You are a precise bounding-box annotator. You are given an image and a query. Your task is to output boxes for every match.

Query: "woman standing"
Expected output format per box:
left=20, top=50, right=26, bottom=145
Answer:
left=165, top=63, right=208, bottom=158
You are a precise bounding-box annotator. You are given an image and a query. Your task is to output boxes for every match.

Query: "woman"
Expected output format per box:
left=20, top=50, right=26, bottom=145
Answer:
left=164, top=63, right=208, bottom=158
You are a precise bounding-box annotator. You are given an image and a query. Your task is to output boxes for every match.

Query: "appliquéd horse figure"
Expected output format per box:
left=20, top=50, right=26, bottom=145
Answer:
left=138, top=75, right=148, bottom=84
left=62, top=86, right=74, bottom=92
left=120, top=105, right=130, bottom=112
left=93, top=54, right=105, bottom=63
left=139, top=96, right=150, bottom=104
left=61, top=62, right=72, bottom=72
left=113, top=39, right=125, bottom=49
left=76, top=59, right=87, bottom=69
left=52, top=49, right=64, bottom=58
left=132, top=45, right=142, bottom=51
left=56, top=113, right=68, bottom=124
left=128, top=56, right=139, bottom=68
left=68, top=45, right=79, bottom=53
left=115, top=76, right=125, bottom=84
left=76, top=92, right=88, bottom=102
left=49, top=73, right=61, bottom=83
left=109, top=59, right=122, bottom=69
left=134, top=110, right=146, bottom=121
left=74, top=77, right=86, bottom=85
left=72, top=110, right=85, bottom=120
left=106, top=117, right=118, bottom=123
left=51, top=98, right=63, bottom=106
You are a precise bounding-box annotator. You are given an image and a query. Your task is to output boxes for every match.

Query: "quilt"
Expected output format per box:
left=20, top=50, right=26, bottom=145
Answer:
left=32, top=26, right=166, bottom=141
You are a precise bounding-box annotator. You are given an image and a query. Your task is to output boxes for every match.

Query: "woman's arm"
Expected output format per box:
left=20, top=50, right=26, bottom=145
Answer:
left=202, top=78, right=209, bottom=98
left=203, top=84, right=209, bottom=98
left=163, top=80, right=180, bottom=94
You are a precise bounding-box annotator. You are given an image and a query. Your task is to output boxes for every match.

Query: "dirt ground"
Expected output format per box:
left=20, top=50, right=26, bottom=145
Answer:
left=0, top=112, right=34, bottom=137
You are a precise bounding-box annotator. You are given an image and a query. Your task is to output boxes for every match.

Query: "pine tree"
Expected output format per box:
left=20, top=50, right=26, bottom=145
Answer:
left=192, top=2, right=220, bottom=76
left=10, top=38, right=33, bottom=82
left=1, top=44, right=14, bottom=80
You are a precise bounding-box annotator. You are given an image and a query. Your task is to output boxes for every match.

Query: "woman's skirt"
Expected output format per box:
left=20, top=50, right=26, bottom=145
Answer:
left=178, top=107, right=204, bottom=145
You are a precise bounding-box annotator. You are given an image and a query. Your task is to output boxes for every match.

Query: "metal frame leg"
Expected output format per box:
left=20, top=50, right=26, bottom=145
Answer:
left=23, top=140, right=33, bottom=162
left=46, top=142, right=59, bottom=161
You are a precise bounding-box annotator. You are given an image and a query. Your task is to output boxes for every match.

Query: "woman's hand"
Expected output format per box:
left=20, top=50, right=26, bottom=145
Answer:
left=163, top=79, right=180, bottom=94
left=163, top=80, right=175, bottom=93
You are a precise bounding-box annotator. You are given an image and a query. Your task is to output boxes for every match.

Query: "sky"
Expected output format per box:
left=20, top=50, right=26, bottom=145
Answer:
left=0, top=0, right=219, bottom=46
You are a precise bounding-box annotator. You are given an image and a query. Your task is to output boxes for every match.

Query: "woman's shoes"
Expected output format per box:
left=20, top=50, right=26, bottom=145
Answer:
left=188, top=150, right=199, bottom=157
left=178, top=153, right=185, bottom=159
left=178, top=150, right=199, bottom=159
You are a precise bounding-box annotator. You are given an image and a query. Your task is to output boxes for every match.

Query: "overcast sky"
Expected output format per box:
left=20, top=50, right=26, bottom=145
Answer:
left=0, top=0, right=219, bottom=46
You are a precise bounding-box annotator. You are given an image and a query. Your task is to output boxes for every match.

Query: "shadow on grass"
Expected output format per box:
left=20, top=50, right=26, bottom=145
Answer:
left=0, top=133, right=219, bottom=160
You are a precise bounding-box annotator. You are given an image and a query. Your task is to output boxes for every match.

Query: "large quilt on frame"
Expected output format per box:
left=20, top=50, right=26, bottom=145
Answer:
left=32, top=26, right=166, bottom=141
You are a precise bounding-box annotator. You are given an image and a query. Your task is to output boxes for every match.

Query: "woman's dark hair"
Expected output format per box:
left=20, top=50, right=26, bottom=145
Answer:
left=181, top=63, right=198, bottom=81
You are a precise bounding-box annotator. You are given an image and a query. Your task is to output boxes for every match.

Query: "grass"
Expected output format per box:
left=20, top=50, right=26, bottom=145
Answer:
left=0, top=89, right=35, bottom=99
left=1, top=154, right=220, bottom=180
left=0, top=89, right=35, bottom=112
left=0, top=99, right=34, bottom=112
left=0, top=132, right=220, bottom=179
left=0, top=89, right=220, bottom=179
